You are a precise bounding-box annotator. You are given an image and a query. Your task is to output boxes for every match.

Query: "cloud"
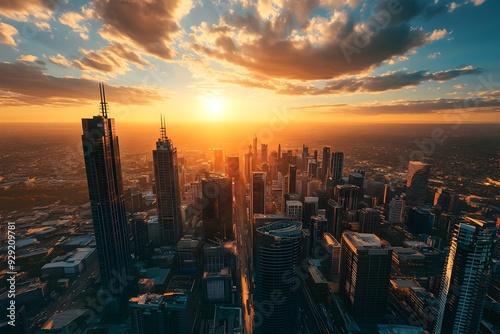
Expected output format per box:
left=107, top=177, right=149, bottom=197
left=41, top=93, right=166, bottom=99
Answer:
left=0, top=61, right=166, bottom=106
left=72, top=42, right=153, bottom=75
left=428, top=52, right=441, bottom=59
left=18, top=55, right=38, bottom=62
left=49, top=54, right=72, bottom=67
left=93, top=0, right=193, bottom=60
left=0, top=0, right=58, bottom=21
left=188, top=0, right=451, bottom=83
left=291, top=97, right=500, bottom=115
left=427, top=29, right=449, bottom=41
left=219, top=66, right=481, bottom=95
left=0, top=22, right=18, bottom=47
left=470, top=0, right=486, bottom=5
left=59, top=11, right=90, bottom=40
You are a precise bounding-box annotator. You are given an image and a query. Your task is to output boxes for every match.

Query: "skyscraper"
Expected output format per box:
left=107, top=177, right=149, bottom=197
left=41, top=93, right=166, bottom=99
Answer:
left=201, top=176, right=233, bottom=241
left=322, top=146, right=331, bottom=181
left=359, top=208, right=382, bottom=235
left=434, top=217, right=497, bottom=334
left=333, top=184, right=359, bottom=211
left=254, top=221, right=303, bottom=334
left=250, top=172, right=266, bottom=219
left=331, top=151, right=344, bottom=182
left=405, top=161, right=430, bottom=207
left=153, top=116, right=183, bottom=246
left=261, top=143, right=268, bottom=164
left=225, top=155, right=240, bottom=179
left=339, top=232, right=392, bottom=323
left=326, top=199, right=343, bottom=241
left=389, top=196, right=404, bottom=225
left=81, top=84, right=133, bottom=307
left=288, top=164, right=297, bottom=194
left=213, top=148, right=224, bottom=173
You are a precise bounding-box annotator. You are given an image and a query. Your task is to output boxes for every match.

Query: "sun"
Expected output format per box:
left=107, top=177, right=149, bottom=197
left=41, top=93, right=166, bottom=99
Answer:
left=206, top=98, right=222, bottom=117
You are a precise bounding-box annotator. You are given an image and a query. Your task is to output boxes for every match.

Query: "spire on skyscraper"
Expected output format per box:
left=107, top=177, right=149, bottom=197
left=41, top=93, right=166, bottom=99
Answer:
left=98, top=83, right=108, bottom=118
left=160, top=114, right=167, bottom=141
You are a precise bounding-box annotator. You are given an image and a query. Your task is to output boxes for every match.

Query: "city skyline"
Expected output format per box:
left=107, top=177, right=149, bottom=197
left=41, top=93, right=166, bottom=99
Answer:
left=1, top=0, right=500, bottom=124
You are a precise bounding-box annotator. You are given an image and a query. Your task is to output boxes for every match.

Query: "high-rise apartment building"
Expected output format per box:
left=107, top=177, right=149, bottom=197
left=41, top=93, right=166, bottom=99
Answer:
left=434, top=217, right=497, bottom=334
left=81, top=84, right=133, bottom=309
left=254, top=221, right=303, bottom=334
left=406, top=161, right=430, bottom=207
left=339, top=232, right=392, bottom=323
left=153, top=116, right=183, bottom=245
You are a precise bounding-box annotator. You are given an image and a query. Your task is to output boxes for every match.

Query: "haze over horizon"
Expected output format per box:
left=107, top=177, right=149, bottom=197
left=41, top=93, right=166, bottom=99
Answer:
left=0, top=0, right=499, bottom=124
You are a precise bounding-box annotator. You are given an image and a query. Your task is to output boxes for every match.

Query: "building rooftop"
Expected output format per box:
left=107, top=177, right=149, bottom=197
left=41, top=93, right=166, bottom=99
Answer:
left=377, top=324, right=425, bottom=334
left=308, top=265, right=328, bottom=284
left=141, top=267, right=171, bottom=286
left=256, top=221, right=302, bottom=238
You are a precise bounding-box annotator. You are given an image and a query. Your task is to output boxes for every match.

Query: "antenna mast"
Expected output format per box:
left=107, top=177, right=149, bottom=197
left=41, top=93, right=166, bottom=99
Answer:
left=99, top=83, right=108, bottom=118
left=160, top=114, right=167, bottom=141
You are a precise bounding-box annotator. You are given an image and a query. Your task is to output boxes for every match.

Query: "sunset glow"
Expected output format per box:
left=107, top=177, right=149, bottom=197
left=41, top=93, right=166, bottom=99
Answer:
left=0, top=0, right=498, bottom=124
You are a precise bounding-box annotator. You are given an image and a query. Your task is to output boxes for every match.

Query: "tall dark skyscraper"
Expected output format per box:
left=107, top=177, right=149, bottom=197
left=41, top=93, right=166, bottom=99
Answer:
left=153, top=116, right=182, bottom=246
left=326, top=199, right=343, bottom=241
left=322, top=146, right=330, bottom=181
left=250, top=172, right=266, bottom=219
left=288, top=164, right=297, bottom=194
left=333, top=184, right=359, bottom=211
left=339, top=232, right=392, bottom=323
left=434, top=217, right=496, bottom=334
left=331, top=151, right=344, bottom=182
left=261, top=143, right=268, bottom=164
left=81, top=84, right=133, bottom=307
left=201, top=176, right=233, bottom=241
left=254, top=221, right=303, bottom=334
left=405, top=161, right=430, bottom=207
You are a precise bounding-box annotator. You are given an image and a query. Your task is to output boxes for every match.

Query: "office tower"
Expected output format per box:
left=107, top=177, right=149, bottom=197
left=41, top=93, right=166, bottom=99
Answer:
left=225, top=155, right=240, bottom=179
left=322, top=146, right=331, bottom=181
left=333, top=184, right=359, bottom=211
left=244, top=147, right=252, bottom=182
left=366, top=181, right=385, bottom=206
left=177, top=238, right=203, bottom=275
left=359, top=208, right=382, bottom=235
left=81, top=84, right=132, bottom=307
left=434, top=218, right=496, bottom=334
left=303, top=197, right=319, bottom=224
left=331, top=151, right=344, bottom=182
left=288, top=164, right=297, bottom=194
left=213, top=148, right=224, bottom=173
left=129, top=292, right=194, bottom=334
left=326, top=199, right=343, bottom=241
left=153, top=116, right=183, bottom=246
left=201, top=176, right=233, bottom=240
left=434, top=187, right=459, bottom=214
left=318, top=232, right=341, bottom=281
left=250, top=172, right=266, bottom=219
left=277, top=144, right=281, bottom=161
left=131, top=212, right=150, bottom=260
left=261, top=143, right=268, bottom=164
left=407, top=207, right=435, bottom=235
left=313, top=149, right=318, bottom=161
left=339, top=232, right=392, bottom=323
left=308, top=159, right=318, bottom=178
left=405, top=161, right=430, bottom=207
left=302, top=144, right=309, bottom=159
left=348, top=172, right=364, bottom=201
left=253, top=135, right=258, bottom=155
left=389, top=196, right=404, bottom=224
left=254, top=221, right=303, bottom=334
left=285, top=200, right=303, bottom=221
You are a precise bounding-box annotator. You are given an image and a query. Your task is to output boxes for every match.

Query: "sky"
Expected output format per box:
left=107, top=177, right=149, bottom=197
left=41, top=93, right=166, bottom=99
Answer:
left=0, top=0, right=499, bottom=124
